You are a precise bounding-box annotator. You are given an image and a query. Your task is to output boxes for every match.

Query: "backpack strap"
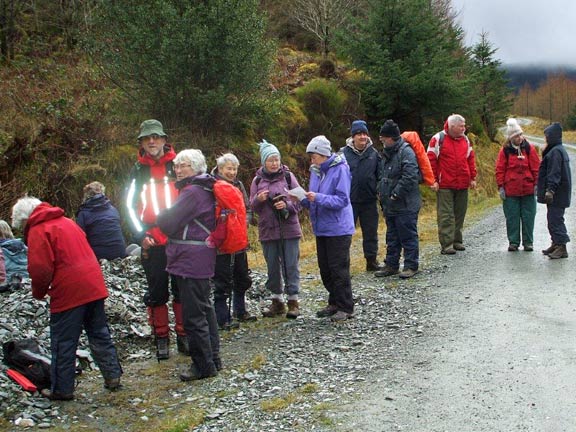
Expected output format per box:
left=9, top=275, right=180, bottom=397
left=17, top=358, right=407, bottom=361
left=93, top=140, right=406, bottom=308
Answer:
left=255, top=171, right=292, bottom=188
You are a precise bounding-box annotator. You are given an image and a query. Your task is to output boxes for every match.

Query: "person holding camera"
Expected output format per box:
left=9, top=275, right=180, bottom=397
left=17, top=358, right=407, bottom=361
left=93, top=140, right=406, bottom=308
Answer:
left=249, top=140, right=303, bottom=319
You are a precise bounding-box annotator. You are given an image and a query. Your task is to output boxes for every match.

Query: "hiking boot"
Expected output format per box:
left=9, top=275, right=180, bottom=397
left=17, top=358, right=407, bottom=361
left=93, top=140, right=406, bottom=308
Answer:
left=179, top=363, right=217, bottom=382
left=542, top=243, right=558, bottom=255
left=508, top=244, right=519, bottom=252
left=548, top=244, right=568, bottom=259
left=316, top=304, right=338, bottom=318
left=41, top=389, right=74, bottom=401
left=219, top=321, right=240, bottom=331
left=262, top=299, right=286, bottom=318
left=399, top=268, right=418, bottom=279
left=374, top=265, right=399, bottom=278
left=155, top=337, right=169, bottom=361
left=453, top=243, right=466, bottom=251
left=524, top=244, right=534, bottom=252
left=441, top=247, right=456, bottom=255
left=330, top=310, right=353, bottom=322
left=176, top=335, right=190, bottom=355
left=365, top=258, right=382, bottom=272
left=286, top=300, right=300, bottom=319
left=213, top=357, right=223, bottom=371
left=235, top=312, right=257, bottom=322
left=104, top=377, right=122, bottom=391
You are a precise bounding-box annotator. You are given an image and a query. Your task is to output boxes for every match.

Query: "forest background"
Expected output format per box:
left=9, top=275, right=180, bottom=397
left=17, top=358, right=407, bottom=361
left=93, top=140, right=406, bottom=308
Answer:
left=1, top=0, right=576, bottom=233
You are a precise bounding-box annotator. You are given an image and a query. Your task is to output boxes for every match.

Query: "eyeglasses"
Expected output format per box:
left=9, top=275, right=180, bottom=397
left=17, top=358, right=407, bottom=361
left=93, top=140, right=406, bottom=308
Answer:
left=174, top=163, right=192, bottom=170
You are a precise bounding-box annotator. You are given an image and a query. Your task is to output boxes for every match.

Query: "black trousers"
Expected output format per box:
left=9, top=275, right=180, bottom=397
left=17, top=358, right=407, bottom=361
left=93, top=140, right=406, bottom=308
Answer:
left=177, top=277, right=220, bottom=373
left=141, top=246, right=178, bottom=306
left=213, top=251, right=252, bottom=325
left=316, top=235, right=354, bottom=314
left=352, top=201, right=379, bottom=259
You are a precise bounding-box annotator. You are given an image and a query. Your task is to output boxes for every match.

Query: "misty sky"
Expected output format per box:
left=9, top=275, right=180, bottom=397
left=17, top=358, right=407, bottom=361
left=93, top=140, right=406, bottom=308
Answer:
left=451, top=0, right=576, bottom=67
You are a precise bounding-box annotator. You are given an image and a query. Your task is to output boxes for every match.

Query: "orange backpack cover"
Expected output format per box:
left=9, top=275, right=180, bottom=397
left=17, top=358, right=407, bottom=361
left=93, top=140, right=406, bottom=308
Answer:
left=210, top=180, right=248, bottom=254
left=401, top=131, right=435, bottom=186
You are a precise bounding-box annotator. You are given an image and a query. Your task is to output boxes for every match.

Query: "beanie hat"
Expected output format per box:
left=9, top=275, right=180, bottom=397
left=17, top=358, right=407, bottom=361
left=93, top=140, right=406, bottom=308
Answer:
left=306, top=135, right=332, bottom=157
left=138, top=119, right=167, bottom=140
left=379, top=119, right=401, bottom=138
left=544, top=122, right=562, bottom=145
left=258, top=139, right=281, bottom=165
left=350, top=120, right=369, bottom=137
left=506, top=118, right=523, bottom=140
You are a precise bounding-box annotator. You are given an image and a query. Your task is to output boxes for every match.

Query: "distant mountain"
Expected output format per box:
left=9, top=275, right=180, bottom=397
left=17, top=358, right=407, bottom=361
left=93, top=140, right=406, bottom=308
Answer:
left=504, top=66, right=576, bottom=91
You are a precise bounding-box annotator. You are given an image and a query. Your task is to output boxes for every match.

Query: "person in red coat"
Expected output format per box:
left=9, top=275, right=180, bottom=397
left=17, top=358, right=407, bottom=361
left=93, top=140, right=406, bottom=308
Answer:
left=11, top=197, right=122, bottom=400
left=495, top=119, right=541, bottom=251
left=427, top=114, right=477, bottom=255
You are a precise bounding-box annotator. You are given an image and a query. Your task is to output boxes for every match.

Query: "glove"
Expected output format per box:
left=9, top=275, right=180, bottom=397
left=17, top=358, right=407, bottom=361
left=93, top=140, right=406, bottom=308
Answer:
left=498, top=187, right=506, bottom=200
left=544, top=190, right=554, bottom=205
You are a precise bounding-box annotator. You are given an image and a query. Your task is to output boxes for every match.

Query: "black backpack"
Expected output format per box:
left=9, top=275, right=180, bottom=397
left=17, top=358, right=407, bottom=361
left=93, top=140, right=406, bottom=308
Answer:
left=2, top=339, right=51, bottom=390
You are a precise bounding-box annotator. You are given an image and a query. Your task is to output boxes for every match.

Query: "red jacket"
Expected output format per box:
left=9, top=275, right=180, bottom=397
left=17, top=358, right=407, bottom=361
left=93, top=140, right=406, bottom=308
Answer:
left=24, top=203, right=108, bottom=313
left=495, top=140, right=540, bottom=197
left=427, top=123, right=477, bottom=190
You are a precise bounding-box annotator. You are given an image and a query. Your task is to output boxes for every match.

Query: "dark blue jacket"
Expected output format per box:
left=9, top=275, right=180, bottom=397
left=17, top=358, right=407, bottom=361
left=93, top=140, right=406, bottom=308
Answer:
left=379, top=138, right=422, bottom=216
left=0, top=238, right=29, bottom=279
left=537, top=142, right=572, bottom=208
left=341, top=138, right=381, bottom=203
left=76, top=194, right=127, bottom=260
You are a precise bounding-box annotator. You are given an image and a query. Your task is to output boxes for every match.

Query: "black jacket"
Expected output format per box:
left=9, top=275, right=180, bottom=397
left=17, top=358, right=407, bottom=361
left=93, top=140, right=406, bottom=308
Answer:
left=341, top=138, right=381, bottom=203
left=537, top=142, right=572, bottom=208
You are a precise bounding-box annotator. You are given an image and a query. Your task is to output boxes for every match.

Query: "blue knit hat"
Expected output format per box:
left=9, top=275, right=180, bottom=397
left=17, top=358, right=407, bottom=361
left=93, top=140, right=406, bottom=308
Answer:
left=350, top=120, right=369, bottom=136
left=258, top=139, right=281, bottom=165
left=544, top=122, right=562, bottom=145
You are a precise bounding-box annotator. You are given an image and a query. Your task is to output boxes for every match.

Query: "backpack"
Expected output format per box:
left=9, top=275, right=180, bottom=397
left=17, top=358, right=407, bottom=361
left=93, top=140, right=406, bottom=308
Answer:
left=193, top=179, right=248, bottom=254
left=400, top=131, right=435, bottom=186
left=429, top=130, right=472, bottom=159
left=2, top=339, right=51, bottom=390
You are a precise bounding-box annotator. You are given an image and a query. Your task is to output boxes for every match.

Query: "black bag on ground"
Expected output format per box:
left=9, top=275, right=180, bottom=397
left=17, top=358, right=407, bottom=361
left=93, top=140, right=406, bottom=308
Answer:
left=2, top=339, right=51, bottom=390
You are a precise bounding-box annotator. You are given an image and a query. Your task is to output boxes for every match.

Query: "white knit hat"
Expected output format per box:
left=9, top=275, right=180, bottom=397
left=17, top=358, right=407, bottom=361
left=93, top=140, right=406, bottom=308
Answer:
left=306, top=135, right=332, bottom=157
left=506, top=118, right=523, bottom=139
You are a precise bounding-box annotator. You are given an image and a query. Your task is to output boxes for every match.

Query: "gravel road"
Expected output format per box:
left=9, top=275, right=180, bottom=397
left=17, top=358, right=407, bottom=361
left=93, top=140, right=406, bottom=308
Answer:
left=336, top=150, right=576, bottom=432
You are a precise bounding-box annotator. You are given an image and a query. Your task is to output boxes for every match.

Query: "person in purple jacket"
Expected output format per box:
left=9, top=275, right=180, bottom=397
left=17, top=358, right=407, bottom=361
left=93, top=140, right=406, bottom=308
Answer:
left=250, top=139, right=303, bottom=319
left=301, top=136, right=355, bottom=322
left=157, top=149, right=221, bottom=381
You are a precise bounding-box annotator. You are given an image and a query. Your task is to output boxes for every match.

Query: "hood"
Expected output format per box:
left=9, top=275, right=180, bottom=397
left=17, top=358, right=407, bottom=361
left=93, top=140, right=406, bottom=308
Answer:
left=175, top=173, right=215, bottom=191
left=80, top=194, right=110, bottom=210
left=0, top=238, right=27, bottom=255
left=137, top=143, right=177, bottom=166
left=24, top=203, right=65, bottom=242
left=345, top=136, right=374, bottom=155
left=311, top=152, right=347, bottom=176
left=210, top=166, right=242, bottom=187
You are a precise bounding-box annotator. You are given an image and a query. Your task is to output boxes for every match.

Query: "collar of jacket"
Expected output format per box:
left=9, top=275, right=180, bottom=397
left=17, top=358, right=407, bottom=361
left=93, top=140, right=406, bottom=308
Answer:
left=345, top=136, right=373, bottom=155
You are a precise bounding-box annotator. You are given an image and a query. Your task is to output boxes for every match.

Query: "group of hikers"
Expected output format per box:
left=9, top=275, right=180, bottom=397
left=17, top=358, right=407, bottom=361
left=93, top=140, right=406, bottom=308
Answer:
left=1, top=114, right=571, bottom=400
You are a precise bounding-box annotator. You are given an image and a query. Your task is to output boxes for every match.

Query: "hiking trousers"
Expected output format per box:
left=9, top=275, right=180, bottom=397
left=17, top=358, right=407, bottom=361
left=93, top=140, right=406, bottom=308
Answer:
left=316, top=235, right=354, bottom=314
left=437, top=188, right=468, bottom=249
left=502, top=195, right=536, bottom=247
left=352, top=200, right=379, bottom=260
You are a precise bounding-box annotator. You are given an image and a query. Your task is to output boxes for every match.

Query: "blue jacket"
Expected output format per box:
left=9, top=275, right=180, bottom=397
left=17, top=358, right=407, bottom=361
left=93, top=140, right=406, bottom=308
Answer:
left=302, top=153, right=355, bottom=237
left=537, top=142, right=571, bottom=208
left=0, top=238, right=29, bottom=279
left=76, top=194, right=127, bottom=260
left=341, top=138, right=381, bottom=203
left=379, top=138, right=422, bottom=215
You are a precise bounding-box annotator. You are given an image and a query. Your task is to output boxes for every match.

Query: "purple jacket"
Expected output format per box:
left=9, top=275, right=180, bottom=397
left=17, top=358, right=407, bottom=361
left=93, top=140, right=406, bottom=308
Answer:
left=249, top=166, right=302, bottom=242
left=302, top=153, right=355, bottom=237
left=157, top=174, right=217, bottom=278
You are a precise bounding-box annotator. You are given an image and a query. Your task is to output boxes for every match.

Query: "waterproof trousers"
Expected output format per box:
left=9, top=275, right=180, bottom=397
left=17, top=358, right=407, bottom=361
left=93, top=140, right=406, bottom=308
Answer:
left=352, top=201, right=379, bottom=260
left=213, top=251, right=252, bottom=326
left=50, top=299, right=122, bottom=396
left=384, top=211, right=419, bottom=270
left=316, top=235, right=354, bottom=314
left=437, top=188, right=468, bottom=249
left=177, top=277, right=220, bottom=375
left=547, top=205, right=570, bottom=245
left=502, top=195, right=536, bottom=247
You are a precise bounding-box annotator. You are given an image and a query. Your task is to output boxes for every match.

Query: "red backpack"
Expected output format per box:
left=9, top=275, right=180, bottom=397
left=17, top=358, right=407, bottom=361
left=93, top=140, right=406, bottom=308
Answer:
left=196, top=179, right=248, bottom=254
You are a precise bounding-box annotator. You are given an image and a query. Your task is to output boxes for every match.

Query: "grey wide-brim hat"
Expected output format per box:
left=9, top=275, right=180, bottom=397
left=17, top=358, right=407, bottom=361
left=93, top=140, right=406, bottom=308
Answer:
left=137, top=119, right=167, bottom=140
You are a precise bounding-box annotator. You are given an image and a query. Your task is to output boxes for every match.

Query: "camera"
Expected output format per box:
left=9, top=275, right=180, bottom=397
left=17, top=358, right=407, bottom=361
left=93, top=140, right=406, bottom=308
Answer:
left=270, top=193, right=289, bottom=220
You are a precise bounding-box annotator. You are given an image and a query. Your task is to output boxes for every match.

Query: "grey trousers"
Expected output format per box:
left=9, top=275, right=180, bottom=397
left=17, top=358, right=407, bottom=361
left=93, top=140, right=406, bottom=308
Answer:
left=261, top=238, right=300, bottom=296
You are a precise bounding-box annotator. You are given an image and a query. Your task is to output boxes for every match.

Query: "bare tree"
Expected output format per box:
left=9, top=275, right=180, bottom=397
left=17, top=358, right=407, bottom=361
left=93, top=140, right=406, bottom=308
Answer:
left=292, top=0, right=357, bottom=57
